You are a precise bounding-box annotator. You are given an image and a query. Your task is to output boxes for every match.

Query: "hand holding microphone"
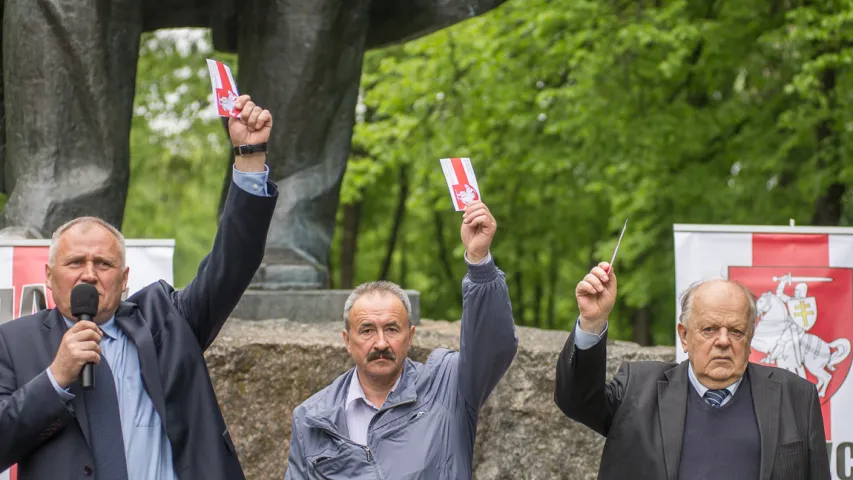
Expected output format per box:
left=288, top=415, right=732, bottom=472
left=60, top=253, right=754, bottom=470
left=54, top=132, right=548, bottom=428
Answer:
left=49, top=284, right=101, bottom=389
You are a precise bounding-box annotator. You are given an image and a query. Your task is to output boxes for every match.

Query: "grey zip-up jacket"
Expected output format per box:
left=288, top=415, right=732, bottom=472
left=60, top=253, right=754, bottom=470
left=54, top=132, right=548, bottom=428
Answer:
left=284, top=260, right=517, bottom=479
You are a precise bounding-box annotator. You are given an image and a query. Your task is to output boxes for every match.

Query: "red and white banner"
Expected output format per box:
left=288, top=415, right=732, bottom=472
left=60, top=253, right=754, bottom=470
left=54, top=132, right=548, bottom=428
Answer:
left=674, top=224, right=853, bottom=479
left=0, top=239, right=174, bottom=480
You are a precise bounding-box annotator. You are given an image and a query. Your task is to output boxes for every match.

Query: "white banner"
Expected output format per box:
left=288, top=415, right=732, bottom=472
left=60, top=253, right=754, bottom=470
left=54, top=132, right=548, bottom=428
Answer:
left=0, top=239, right=174, bottom=479
left=674, top=224, right=853, bottom=479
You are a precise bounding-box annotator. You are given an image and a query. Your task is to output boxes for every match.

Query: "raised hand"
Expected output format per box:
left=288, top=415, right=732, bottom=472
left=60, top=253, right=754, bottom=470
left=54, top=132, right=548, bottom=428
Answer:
left=575, top=262, right=617, bottom=334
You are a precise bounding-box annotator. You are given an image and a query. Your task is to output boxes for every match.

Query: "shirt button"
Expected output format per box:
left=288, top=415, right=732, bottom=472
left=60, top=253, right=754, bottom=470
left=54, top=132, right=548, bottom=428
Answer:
left=252, top=184, right=259, bottom=191
left=83, top=465, right=93, bottom=476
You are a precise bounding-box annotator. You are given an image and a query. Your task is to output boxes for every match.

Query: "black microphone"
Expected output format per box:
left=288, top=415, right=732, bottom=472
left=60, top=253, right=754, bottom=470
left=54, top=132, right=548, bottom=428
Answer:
left=70, top=283, right=99, bottom=389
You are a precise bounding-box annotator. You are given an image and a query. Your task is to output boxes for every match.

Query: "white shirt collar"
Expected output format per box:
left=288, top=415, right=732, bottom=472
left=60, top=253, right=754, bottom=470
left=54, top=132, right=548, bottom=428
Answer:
left=687, top=362, right=743, bottom=398
left=346, top=368, right=402, bottom=411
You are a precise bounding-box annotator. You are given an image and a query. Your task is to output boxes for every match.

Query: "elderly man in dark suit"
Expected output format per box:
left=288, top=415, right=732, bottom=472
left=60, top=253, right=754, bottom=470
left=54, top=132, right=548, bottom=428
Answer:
left=0, top=94, right=276, bottom=480
left=555, top=261, right=831, bottom=480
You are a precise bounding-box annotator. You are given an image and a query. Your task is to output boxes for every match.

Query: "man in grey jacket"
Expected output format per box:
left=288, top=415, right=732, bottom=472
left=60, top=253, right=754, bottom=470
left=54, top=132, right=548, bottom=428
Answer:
left=284, top=200, right=517, bottom=479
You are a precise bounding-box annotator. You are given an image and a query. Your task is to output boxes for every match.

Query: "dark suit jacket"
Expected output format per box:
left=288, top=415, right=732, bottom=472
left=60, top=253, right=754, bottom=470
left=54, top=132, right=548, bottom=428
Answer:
left=0, top=181, right=277, bottom=480
left=554, top=330, right=831, bottom=480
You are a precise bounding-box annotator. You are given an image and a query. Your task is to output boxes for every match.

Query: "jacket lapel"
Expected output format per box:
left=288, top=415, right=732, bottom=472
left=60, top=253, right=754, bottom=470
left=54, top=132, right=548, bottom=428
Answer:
left=42, top=309, right=92, bottom=447
left=658, top=361, right=689, bottom=480
left=114, top=302, right=168, bottom=426
left=749, top=364, right=781, bottom=480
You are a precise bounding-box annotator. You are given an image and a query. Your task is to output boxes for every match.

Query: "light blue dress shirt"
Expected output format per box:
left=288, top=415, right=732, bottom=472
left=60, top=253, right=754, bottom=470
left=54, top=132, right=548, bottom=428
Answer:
left=343, top=251, right=492, bottom=445
left=345, top=368, right=402, bottom=446
left=573, top=320, right=742, bottom=406
left=44, top=165, right=270, bottom=479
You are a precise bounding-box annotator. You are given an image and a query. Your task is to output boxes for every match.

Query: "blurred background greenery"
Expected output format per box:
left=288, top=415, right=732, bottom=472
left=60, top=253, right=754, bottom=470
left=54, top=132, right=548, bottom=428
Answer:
left=124, top=0, right=853, bottom=345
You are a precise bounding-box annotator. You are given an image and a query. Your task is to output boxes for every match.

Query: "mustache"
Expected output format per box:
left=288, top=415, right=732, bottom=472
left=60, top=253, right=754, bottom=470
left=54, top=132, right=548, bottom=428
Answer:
left=367, top=348, right=396, bottom=362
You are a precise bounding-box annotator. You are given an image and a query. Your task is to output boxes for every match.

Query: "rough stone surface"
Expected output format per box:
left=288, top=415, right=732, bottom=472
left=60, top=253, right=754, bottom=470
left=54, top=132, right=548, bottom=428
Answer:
left=232, top=289, right=421, bottom=323
left=206, top=319, right=675, bottom=479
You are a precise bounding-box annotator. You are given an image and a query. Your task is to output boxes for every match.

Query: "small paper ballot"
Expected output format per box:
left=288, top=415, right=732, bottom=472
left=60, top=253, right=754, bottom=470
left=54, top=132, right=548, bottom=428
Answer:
left=206, top=59, right=240, bottom=118
left=440, top=157, right=482, bottom=211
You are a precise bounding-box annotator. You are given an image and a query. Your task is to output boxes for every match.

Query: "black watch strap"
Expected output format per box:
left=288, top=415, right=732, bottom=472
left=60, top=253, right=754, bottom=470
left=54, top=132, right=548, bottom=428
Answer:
left=233, top=142, right=268, bottom=156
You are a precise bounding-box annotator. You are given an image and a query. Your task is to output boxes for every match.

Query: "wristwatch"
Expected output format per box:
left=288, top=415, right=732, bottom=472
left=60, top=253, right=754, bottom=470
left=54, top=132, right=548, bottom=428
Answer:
left=233, top=142, right=268, bottom=156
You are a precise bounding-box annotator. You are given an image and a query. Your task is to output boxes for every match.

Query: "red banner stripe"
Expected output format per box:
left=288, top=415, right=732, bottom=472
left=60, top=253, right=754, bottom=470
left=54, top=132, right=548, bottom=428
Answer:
left=450, top=158, right=470, bottom=189
left=216, top=62, right=234, bottom=93
left=11, top=247, right=54, bottom=318
left=752, top=234, right=829, bottom=267
left=751, top=233, right=832, bottom=440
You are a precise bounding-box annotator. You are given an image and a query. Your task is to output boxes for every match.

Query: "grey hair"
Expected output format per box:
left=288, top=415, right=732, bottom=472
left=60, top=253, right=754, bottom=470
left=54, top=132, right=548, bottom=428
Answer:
left=678, top=279, right=757, bottom=331
left=49, top=217, right=126, bottom=267
left=343, top=281, right=412, bottom=330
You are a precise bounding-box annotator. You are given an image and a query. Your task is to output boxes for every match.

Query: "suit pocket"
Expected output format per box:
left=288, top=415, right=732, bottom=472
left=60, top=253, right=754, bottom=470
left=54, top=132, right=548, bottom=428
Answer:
left=308, top=446, right=363, bottom=478
left=772, top=440, right=806, bottom=479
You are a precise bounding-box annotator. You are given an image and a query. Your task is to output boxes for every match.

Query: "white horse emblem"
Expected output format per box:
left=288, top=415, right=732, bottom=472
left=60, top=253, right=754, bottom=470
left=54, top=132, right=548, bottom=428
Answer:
left=455, top=184, right=478, bottom=205
left=219, top=90, right=238, bottom=115
left=752, top=275, right=851, bottom=397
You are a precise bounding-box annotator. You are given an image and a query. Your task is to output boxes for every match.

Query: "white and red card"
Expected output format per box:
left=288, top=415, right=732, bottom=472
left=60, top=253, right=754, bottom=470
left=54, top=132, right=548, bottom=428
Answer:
left=440, top=157, right=482, bottom=211
left=206, top=59, right=240, bottom=118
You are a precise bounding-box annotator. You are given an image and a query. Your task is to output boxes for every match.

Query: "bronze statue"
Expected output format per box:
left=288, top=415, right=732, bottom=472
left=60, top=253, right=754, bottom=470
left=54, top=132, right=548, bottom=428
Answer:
left=0, top=0, right=506, bottom=288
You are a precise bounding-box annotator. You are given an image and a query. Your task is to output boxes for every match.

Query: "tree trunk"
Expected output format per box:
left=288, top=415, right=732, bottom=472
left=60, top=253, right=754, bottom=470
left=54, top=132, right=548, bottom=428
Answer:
left=546, top=242, right=559, bottom=329
left=631, top=306, right=653, bottom=346
left=379, top=166, right=409, bottom=279
left=339, top=201, right=362, bottom=289
left=811, top=67, right=844, bottom=226
left=533, top=274, right=543, bottom=328
left=514, top=241, right=526, bottom=326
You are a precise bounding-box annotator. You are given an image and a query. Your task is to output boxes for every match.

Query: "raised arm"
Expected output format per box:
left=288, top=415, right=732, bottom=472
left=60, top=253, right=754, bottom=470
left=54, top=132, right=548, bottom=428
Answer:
left=456, top=201, right=518, bottom=410
left=554, top=261, right=624, bottom=436
left=172, top=95, right=278, bottom=349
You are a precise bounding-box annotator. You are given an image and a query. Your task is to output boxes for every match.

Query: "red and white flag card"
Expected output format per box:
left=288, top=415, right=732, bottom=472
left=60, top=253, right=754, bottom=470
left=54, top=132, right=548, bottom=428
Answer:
left=206, top=59, right=240, bottom=118
left=440, top=157, right=481, bottom=211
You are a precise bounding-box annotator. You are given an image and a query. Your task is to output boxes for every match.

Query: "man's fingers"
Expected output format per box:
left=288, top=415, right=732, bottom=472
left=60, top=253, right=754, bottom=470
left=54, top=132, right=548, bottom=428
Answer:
left=80, top=351, right=101, bottom=365
left=239, top=101, right=256, bottom=124
left=583, top=274, right=605, bottom=293
left=234, top=95, right=252, bottom=110
left=69, top=320, right=99, bottom=332
left=591, top=266, right=610, bottom=283
left=75, top=341, right=102, bottom=355
left=465, top=213, right=491, bottom=228
left=576, top=281, right=598, bottom=296
left=247, top=106, right=262, bottom=131
left=71, top=328, right=102, bottom=343
left=256, top=109, right=272, bottom=130
left=463, top=207, right=492, bottom=224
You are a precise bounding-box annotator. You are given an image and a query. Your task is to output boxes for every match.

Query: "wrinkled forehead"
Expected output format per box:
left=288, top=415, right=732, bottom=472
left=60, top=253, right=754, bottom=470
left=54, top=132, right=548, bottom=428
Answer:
left=351, top=292, right=409, bottom=327
left=57, top=224, right=123, bottom=259
left=691, top=283, right=751, bottom=328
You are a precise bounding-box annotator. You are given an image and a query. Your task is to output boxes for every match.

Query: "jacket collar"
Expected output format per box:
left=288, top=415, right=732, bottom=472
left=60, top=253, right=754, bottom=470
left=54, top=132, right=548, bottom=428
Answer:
left=305, top=358, right=419, bottom=435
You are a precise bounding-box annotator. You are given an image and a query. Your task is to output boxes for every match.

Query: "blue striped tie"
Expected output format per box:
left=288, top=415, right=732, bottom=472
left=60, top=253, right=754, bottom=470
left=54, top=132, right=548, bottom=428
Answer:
left=703, top=389, right=731, bottom=408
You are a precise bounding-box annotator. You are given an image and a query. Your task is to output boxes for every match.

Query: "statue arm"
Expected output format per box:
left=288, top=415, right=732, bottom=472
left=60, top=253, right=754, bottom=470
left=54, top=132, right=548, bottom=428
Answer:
left=365, top=0, right=508, bottom=48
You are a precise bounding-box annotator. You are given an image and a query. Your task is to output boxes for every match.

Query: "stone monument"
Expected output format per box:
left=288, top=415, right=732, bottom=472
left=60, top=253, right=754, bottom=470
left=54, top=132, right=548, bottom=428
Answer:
left=0, top=0, right=508, bottom=296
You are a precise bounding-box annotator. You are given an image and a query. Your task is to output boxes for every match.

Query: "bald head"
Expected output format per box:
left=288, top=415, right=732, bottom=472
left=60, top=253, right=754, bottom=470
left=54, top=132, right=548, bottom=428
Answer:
left=679, top=279, right=757, bottom=332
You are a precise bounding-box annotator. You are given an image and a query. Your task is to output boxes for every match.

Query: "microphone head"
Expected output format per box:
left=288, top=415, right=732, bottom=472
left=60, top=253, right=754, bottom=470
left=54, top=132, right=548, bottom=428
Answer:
left=70, top=283, right=99, bottom=318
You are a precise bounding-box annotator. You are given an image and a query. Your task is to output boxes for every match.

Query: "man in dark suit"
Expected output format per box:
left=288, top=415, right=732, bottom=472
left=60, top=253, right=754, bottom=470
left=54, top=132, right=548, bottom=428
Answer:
left=0, top=94, right=277, bottom=480
left=554, top=261, right=831, bottom=480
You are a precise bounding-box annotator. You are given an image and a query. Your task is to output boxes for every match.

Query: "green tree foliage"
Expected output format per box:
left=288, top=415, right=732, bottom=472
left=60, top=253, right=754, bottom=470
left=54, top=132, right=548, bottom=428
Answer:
left=125, top=30, right=236, bottom=286
left=125, top=1, right=853, bottom=344
left=330, top=0, right=853, bottom=344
